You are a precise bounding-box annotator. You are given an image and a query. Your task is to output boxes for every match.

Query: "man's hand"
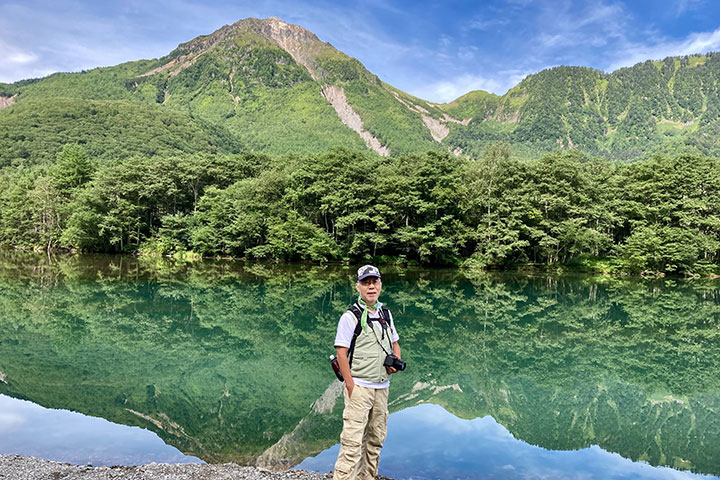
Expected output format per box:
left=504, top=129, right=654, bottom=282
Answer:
left=346, top=380, right=355, bottom=398
left=385, top=366, right=398, bottom=374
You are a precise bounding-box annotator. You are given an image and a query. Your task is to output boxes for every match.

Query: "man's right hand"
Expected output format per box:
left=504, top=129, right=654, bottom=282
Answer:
left=346, top=380, right=354, bottom=398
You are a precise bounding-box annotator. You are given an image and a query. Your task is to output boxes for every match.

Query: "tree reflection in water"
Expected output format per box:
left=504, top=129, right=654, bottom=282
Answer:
left=0, top=252, right=718, bottom=475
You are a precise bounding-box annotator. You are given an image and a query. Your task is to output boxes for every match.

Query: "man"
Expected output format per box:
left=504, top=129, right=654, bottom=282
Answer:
left=333, top=265, right=401, bottom=480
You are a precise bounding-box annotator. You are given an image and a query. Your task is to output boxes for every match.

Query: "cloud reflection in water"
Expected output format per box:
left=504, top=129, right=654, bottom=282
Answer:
left=296, top=403, right=719, bottom=480
left=0, top=394, right=202, bottom=466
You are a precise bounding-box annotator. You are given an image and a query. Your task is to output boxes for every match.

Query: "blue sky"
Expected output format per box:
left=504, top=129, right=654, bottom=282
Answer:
left=2, top=0, right=720, bottom=102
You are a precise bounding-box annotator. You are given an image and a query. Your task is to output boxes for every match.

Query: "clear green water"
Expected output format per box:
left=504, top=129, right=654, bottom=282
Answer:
left=0, top=252, right=719, bottom=477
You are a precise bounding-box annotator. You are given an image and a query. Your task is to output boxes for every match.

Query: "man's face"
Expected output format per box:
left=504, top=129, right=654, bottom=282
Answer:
left=356, top=276, right=382, bottom=305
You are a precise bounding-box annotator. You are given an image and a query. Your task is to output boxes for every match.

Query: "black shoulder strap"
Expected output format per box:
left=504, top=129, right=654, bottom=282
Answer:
left=347, top=304, right=363, bottom=368
left=379, top=306, right=394, bottom=350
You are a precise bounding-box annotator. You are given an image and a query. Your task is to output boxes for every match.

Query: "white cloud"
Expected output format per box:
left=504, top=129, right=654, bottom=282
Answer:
left=466, top=17, right=510, bottom=32
left=607, top=27, right=720, bottom=71
left=533, top=1, right=627, bottom=51
left=675, top=0, right=706, bottom=16
left=8, top=52, right=38, bottom=65
left=410, top=74, right=507, bottom=103
left=0, top=412, right=26, bottom=432
left=0, top=39, right=39, bottom=67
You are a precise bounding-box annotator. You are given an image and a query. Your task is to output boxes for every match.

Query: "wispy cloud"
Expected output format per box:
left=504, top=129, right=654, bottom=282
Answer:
left=409, top=71, right=529, bottom=102
left=675, top=0, right=706, bottom=16
left=0, top=39, right=38, bottom=66
left=533, top=1, right=627, bottom=52
left=466, top=16, right=511, bottom=32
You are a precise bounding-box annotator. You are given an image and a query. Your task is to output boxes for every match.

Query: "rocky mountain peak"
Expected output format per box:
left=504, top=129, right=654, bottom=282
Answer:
left=257, top=17, right=321, bottom=44
left=246, top=17, right=327, bottom=79
left=168, top=17, right=332, bottom=81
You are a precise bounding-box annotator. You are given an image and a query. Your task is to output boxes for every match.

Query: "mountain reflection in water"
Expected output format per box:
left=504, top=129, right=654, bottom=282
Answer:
left=0, top=394, right=201, bottom=466
left=298, top=404, right=719, bottom=480
left=0, top=252, right=719, bottom=475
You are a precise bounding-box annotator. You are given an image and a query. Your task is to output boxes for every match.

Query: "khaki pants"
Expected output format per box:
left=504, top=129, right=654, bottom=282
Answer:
left=333, top=385, right=389, bottom=480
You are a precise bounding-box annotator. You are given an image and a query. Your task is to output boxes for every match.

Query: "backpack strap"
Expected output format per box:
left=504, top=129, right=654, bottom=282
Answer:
left=347, top=303, right=363, bottom=369
left=346, top=303, right=393, bottom=368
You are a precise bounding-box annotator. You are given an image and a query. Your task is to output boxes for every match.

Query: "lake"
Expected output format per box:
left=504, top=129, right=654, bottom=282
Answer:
left=0, top=252, right=719, bottom=479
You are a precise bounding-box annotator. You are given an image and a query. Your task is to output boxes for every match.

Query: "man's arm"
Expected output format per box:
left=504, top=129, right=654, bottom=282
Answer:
left=336, top=346, right=354, bottom=397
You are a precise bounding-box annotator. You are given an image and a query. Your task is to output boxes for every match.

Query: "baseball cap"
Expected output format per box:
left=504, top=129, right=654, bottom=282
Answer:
left=357, top=265, right=381, bottom=281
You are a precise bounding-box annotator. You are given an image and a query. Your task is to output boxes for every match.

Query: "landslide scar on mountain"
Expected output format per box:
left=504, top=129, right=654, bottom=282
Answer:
left=256, top=381, right=344, bottom=471
left=140, top=52, right=206, bottom=78
left=260, top=18, right=322, bottom=80
left=258, top=18, right=391, bottom=156
left=0, top=95, right=17, bottom=110
left=391, top=91, right=469, bottom=142
left=421, top=116, right=450, bottom=142
left=322, top=85, right=390, bottom=156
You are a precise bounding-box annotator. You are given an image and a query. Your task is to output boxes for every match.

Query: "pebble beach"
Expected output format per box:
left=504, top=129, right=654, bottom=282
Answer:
left=0, top=455, right=349, bottom=480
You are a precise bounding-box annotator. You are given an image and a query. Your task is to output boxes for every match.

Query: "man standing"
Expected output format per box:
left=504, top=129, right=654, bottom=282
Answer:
left=333, top=265, right=401, bottom=480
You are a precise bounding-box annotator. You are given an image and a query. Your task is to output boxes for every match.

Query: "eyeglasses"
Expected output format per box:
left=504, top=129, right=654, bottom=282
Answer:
left=359, top=277, right=381, bottom=286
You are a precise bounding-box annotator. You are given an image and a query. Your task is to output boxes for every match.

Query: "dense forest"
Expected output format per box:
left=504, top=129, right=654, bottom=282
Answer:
left=1, top=142, right=718, bottom=275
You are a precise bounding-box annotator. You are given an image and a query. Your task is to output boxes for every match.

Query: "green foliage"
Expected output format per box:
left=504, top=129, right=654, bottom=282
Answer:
left=5, top=20, right=720, bottom=162
left=440, top=89, right=500, bottom=120
left=2, top=146, right=720, bottom=274
left=0, top=99, right=242, bottom=166
left=50, top=144, right=95, bottom=191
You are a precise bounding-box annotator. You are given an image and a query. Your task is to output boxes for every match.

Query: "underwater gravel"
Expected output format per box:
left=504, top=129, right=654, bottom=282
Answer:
left=0, top=455, right=345, bottom=480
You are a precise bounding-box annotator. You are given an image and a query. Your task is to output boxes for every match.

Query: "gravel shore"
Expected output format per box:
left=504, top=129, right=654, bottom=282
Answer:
left=0, top=455, right=341, bottom=480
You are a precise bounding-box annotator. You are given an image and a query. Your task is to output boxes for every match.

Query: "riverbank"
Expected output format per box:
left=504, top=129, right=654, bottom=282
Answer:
left=0, top=455, right=351, bottom=480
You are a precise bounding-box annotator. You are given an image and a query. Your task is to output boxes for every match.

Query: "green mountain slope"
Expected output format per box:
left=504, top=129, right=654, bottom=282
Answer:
left=0, top=98, right=243, bottom=167
left=442, top=54, right=720, bottom=159
left=0, top=17, right=450, bottom=162
left=2, top=17, right=720, bottom=162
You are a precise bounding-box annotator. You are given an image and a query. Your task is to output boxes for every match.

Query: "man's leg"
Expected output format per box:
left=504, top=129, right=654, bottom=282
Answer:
left=357, top=387, right=389, bottom=480
left=333, top=386, right=374, bottom=480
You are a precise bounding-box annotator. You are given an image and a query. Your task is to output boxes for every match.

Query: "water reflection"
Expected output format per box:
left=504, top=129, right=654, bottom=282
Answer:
left=298, top=404, right=719, bottom=480
left=0, top=394, right=201, bottom=466
left=0, top=252, right=719, bottom=475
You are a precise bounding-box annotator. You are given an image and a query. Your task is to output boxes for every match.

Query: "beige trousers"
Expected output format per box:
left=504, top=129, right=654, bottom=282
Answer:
left=332, top=385, right=389, bottom=480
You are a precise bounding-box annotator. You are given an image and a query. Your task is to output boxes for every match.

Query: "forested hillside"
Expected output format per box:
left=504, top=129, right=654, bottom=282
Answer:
left=445, top=54, right=720, bottom=159
left=0, top=17, right=446, bottom=164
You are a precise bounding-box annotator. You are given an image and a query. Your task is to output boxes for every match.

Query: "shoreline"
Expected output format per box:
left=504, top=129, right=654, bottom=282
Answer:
left=5, top=248, right=720, bottom=278
left=0, top=454, right=347, bottom=480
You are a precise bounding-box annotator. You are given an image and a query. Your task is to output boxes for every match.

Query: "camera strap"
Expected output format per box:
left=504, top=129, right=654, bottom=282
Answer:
left=369, top=322, right=392, bottom=356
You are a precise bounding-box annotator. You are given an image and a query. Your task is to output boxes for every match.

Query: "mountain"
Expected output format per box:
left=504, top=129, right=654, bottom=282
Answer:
left=444, top=55, right=720, bottom=159
left=1, top=17, right=719, bottom=164
left=0, top=17, right=455, bottom=166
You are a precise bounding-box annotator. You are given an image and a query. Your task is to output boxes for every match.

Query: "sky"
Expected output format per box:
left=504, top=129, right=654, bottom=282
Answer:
left=2, top=0, right=720, bottom=103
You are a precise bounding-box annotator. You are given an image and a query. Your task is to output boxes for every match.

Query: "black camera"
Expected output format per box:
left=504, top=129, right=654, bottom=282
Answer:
left=384, top=354, right=406, bottom=371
